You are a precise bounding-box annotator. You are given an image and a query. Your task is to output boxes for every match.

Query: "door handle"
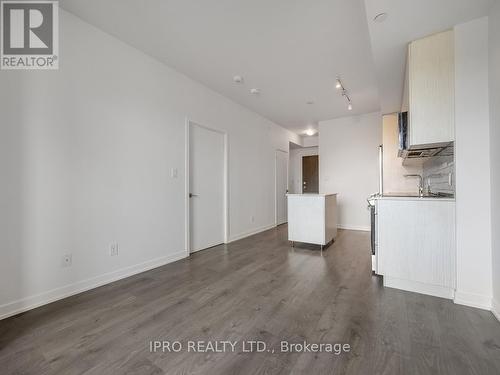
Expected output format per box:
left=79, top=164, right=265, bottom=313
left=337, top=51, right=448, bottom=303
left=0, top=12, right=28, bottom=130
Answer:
left=189, top=193, right=199, bottom=198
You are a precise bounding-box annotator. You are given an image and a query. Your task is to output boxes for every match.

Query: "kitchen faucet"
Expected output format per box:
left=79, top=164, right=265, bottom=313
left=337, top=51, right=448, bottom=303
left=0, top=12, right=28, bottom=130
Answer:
left=404, top=174, right=424, bottom=197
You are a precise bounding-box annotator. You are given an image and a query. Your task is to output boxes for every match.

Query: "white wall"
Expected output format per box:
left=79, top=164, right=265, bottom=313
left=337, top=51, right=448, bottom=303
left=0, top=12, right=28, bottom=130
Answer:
left=302, top=135, right=319, bottom=148
left=382, top=114, right=423, bottom=194
left=489, top=2, right=500, bottom=319
left=0, top=10, right=299, bottom=319
left=289, top=147, right=319, bottom=194
left=319, top=112, right=382, bottom=231
left=454, top=17, right=493, bottom=309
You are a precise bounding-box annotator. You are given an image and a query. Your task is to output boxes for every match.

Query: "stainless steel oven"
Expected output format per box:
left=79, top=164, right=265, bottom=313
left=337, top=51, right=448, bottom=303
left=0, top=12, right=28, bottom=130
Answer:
left=366, top=144, right=383, bottom=273
left=367, top=195, right=377, bottom=273
left=370, top=203, right=376, bottom=256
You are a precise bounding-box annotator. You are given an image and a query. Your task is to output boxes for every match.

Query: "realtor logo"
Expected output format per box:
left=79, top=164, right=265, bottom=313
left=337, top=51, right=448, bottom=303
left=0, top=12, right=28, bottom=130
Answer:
left=1, top=0, right=58, bottom=69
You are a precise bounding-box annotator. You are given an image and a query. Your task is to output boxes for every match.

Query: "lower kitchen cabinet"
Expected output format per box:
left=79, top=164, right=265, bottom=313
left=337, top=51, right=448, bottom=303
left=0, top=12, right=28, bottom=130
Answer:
left=376, top=198, right=456, bottom=299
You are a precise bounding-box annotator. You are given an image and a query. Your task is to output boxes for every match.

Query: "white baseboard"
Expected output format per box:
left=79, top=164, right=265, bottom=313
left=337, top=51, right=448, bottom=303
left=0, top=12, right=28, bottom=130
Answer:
left=454, top=290, right=492, bottom=311
left=228, top=224, right=276, bottom=243
left=337, top=224, right=370, bottom=232
left=0, top=250, right=187, bottom=321
left=491, top=298, right=500, bottom=322
left=384, top=276, right=455, bottom=300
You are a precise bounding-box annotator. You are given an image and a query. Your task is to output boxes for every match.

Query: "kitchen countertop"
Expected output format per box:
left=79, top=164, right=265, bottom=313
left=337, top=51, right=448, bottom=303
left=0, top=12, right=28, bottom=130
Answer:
left=370, top=192, right=455, bottom=202
left=286, top=193, right=338, bottom=197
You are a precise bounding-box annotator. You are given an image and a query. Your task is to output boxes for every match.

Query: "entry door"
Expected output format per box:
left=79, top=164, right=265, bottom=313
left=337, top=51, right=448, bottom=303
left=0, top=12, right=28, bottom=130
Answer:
left=189, top=123, right=224, bottom=252
left=302, top=155, right=319, bottom=193
left=276, top=150, right=288, bottom=225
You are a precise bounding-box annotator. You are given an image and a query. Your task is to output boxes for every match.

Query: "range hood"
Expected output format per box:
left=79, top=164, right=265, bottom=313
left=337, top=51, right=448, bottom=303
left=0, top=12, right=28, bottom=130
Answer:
left=399, top=147, right=443, bottom=159
left=398, top=143, right=453, bottom=159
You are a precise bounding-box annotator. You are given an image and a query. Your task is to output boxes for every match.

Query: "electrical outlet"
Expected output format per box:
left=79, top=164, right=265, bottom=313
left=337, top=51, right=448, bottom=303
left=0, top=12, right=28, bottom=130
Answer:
left=61, top=254, right=72, bottom=267
left=251, top=216, right=255, bottom=223
left=109, top=242, right=119, bottom=257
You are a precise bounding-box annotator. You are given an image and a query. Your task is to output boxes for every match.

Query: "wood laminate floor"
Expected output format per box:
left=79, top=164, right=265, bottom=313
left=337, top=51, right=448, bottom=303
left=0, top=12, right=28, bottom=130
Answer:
left=1, top=226, right=499, bottom=375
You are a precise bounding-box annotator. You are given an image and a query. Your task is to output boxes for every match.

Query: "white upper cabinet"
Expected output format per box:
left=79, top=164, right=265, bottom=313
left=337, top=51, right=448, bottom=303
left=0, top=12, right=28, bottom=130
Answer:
left=408, top=30, right=455, bottom=148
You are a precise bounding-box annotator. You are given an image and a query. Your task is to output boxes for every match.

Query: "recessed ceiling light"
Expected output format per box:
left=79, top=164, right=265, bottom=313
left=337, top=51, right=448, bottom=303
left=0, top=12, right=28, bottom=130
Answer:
left=373, top=13, right=388, bottom=23
left=305, top=129, right=316, bottom=136
left=250, top=88, right=260, bottom=95
left=233, top=75, right=243, bottom=83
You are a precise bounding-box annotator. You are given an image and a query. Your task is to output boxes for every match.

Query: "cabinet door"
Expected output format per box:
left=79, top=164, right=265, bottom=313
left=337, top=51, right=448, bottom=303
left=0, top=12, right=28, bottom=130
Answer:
left=377, top=200, right=455, bottom=289
left=409, top=30, right=454, bottom=148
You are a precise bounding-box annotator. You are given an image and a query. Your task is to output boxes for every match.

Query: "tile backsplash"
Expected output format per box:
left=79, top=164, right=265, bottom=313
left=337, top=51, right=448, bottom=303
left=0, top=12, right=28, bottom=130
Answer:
left=422, top=145, right=455, bottom=195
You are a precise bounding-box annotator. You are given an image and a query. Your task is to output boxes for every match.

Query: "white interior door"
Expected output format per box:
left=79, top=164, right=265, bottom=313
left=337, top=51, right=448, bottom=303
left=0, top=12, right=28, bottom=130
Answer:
left=189, top=123, right=225, bottom=252
left=276, top=150, right=288, bottom=225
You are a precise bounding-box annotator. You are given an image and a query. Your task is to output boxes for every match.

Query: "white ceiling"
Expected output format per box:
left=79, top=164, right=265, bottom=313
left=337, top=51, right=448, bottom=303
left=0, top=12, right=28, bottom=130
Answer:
left=364, top=0, right=495, bottom=114
left=60, top=0, right=495, bottom=134
left=59, top=0, right=380, bottom=135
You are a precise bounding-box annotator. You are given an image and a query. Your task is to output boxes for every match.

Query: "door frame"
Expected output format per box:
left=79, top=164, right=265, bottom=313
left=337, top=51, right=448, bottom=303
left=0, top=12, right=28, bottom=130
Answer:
left=185, top=118, right=229, bottom=256
left=275, top=149, right=289, bottom=226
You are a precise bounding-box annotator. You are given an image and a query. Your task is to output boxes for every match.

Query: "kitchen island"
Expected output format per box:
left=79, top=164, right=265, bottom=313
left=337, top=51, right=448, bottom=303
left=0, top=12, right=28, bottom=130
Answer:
left=287, top=193, right=338, bottom=250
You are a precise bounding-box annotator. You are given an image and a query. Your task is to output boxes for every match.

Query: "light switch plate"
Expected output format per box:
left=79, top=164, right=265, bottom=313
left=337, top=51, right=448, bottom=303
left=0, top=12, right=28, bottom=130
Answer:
left=110, top=242, right=119, bottom=256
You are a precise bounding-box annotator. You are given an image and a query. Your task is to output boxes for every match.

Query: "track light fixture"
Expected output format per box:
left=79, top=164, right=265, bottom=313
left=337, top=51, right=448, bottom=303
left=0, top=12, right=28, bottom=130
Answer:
left=335, top=77, right=353, bottom=111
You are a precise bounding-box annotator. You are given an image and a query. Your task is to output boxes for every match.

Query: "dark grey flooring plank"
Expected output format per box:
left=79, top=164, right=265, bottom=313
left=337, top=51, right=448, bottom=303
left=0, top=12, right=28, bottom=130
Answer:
left=0, top=226, right=499, bottom=375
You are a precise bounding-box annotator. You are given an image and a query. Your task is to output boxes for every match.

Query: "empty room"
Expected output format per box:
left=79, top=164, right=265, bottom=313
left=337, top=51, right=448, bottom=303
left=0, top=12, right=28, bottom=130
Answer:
left=1, top=0, right=500, bottom=374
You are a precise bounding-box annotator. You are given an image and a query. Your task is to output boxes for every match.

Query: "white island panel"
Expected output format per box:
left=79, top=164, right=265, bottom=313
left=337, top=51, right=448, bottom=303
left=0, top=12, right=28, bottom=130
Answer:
left=287, top=194, right=338, bottom=246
